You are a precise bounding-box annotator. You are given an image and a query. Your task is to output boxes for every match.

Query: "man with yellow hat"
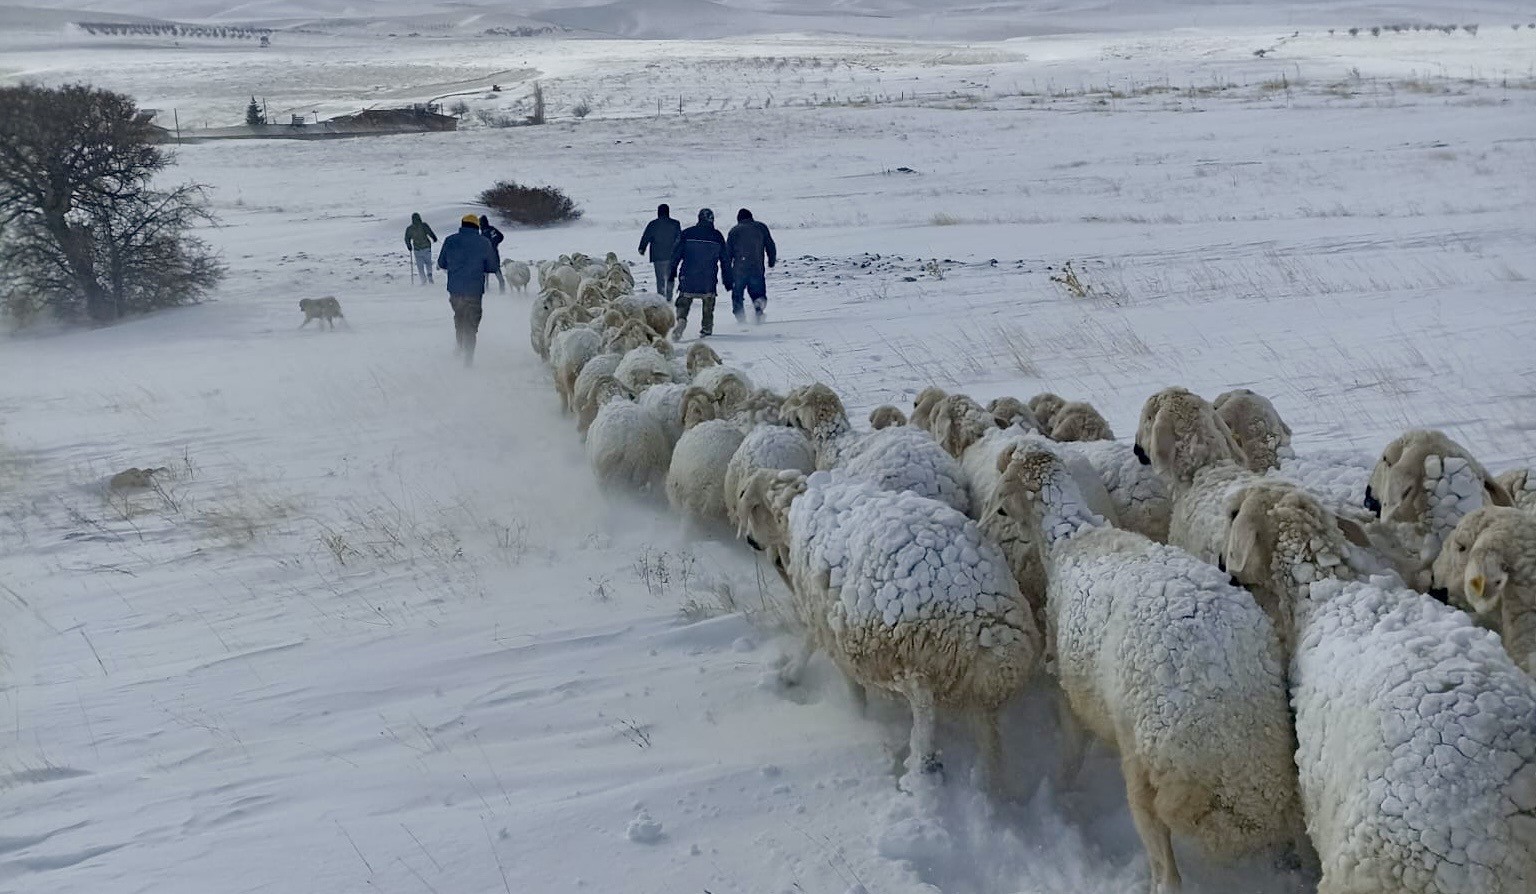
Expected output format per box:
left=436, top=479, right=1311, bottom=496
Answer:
left=436, top=213, right=498, bottom=366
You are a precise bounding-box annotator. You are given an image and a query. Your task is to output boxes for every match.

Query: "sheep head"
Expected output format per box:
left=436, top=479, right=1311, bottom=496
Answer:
left=868, top=404, right=907, bottom=430
left=1049, top=401, right=1114, bottom=442
left=930, top=394, right=997, bottom=458
left=987, top=396, right=1039, bottom=432
left=1134, top=387, right=1247, bottom=483
left=735, top=468, right=806, bottom=556
left=781, top=383, right=846, bottom=435
left=1365, top=429, right=1513, bottom=525
left=710, top=372, right=753, bottom=414
left=604, top=319, right=658, bottom=354
left=1027, top=392, right=1066, bottom=430
left=685, top=342, right=722, bottom=377
left=1222, top=481, right=1371, bottom=617
left=910, top=386, right=948, bottom=432
left=680, top=385, right=719, bottom=431
left=1213, top=389, right=1291, bottom=473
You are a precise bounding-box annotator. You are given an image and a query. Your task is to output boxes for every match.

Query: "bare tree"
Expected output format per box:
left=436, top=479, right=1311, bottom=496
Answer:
left=0, top=83, right=223, bottom=324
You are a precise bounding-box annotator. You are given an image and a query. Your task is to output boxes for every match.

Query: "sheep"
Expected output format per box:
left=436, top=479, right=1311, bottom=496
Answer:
left=1364, top=428, right=1515, bottom=573
left=986, top=395, right=1039, bottom=431
left=722, top=425, right=816, bottom=526
left=1215, top=482, right=1536, bottom=892
left=1134, top=386, right=1262, bottom=567
left=530, top=290, right=573, bottom=360
left=572, top=353, right=624, bottom=436
left=665, top=387, right=747, bottom=528
left=683, top=341, right=721, bottom=377
left=585, top=376, right=671, bottom=491
left=868, top=404, right=907, bottom=430
left=542, top=304, right=594, bottom=361
left=613, top=345, right=677, bottom=395
left=609, top=292, right=674, bottom=338
left=1046, top=400, right=1114, bottom=442
left=603, top=318, right=665, bottom=354
left=1496, top=468, right=1536, bottom=514
left=909, top=386, right=947, bottom=432
left=502, top=259, right=531, bottom=293
left=781, top=383, right=969, bottom=514
left=549, top=326, right=604, bottom=412
left=736, top=467, right=1040, bottom=789
left=1027, top=392, right=1066, bottom=431
left=1430, top=506, right=1536, bottom=674
left=692, top=364, right=754, bottom=414
left=637, top=382, right=688, bottom=449
left=546, top=264, right=581, bottom=301
left=1061, top=437, right=1172, bottom=543
left=1213, top=388, right=1291, bottom=473
left=981, top=446, right=1301, bottom=889
left=927, top=393, right=1001, bottom=459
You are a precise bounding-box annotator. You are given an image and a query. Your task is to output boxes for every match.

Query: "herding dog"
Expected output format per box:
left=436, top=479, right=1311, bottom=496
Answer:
left=299, top=296, right=344, bottom=330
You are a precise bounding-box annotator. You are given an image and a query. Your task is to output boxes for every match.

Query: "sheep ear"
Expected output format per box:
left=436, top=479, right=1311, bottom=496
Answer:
left=996, top=443, right=1018, bottom=474
left=1464, top=552, right=1508, bottom=615
left=1335, top=514, right=1373, bottom=549
left=1484, top=476, right=1515, bottom=508
left=1224, top=502, right=1260, bottom=582
left=1149, top=407, right=1179, bottom=472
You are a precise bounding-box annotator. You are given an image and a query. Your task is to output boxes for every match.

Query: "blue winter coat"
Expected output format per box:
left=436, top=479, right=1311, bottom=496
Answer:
left=437, top=225, right=497, bottom=296
left=726, top=219, right=776, bottom=277
left=671, top=223, right=731, bottom=295
left=638, top=216, right=682, bottom=262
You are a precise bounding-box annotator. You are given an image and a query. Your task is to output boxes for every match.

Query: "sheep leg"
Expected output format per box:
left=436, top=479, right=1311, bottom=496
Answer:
left=973, top=710, right=1006, bottom=796
left=1121, top=748, right=1180, bottom=893
left=777, top=636, right=815, bottom=687
left=1055, top=693, right=1089, bottom=789
left=904, top=683, right=942, bottom=779
left=845, top=676, right=868, bottom=716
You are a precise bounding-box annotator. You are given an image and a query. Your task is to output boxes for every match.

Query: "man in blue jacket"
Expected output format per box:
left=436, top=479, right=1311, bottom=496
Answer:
left=725, top=208, right=777, bottom=324
left=668, top=208, right=731, bottom=340
left=437, top=214, right=498, bottom=366
left=638, top=203, right=682, bottom=299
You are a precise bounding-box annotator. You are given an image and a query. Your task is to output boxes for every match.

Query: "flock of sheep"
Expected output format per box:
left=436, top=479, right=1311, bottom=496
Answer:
left=528, top=250, right=1536, bottom=894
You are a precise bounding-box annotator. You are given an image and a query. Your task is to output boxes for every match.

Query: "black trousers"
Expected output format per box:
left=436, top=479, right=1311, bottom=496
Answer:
left=450, top=295, right=483, bottom=359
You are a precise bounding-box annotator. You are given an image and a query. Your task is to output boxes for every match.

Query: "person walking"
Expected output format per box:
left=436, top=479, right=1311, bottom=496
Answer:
left=437, top=214, right=498, bottom=366
left=725, top=208, right=777, bottom=324
left=669, top=208, right=731, bottom=340
left=638, top=203, right=682, bottom=298
left=404, top=212, right=437, bottom=284
left=478, top=215, right=506, bottom=293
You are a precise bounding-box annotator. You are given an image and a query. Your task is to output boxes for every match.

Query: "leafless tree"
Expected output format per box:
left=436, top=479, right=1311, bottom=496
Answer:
left=0, top=83, right=223, bottom=324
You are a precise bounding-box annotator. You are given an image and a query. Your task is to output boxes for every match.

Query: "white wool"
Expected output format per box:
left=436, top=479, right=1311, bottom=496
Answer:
left=1292, top=577, right=1536, bottom=894
left=586, top=397, right=670, bottom=491
left=1055, top=437, right=1169, bottom=541
left=572, top=353, right=623, bottom=435
left=723, top=426, right=815, bottom=526
left=549, top=326, right=604, bottom=412
left=502, top=259, right=532, bottom=292
left=1274, top=445, right=1374, bottom=512
left=839, top=425, right=970, bottom=515
left=666, top=419, right=747, bottom=526
left=692, top=364, right=755, bottom=411
left=637, top=383, right=687, bottom=448
left=1002, top=448, right=1300, bottom=877
left=959, top=428, right=1119, bottom=525
left=1497, top=468, right=1536, bottom=514
left=613, top=345, right=678, bottom=395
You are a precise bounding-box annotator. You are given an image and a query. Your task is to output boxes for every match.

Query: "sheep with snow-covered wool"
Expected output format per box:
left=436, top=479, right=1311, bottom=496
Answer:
left=530, top=290, right=576, bottom=360
left=607, top=292, right=674, bottom=342
left=722, top=425, right=816, bottom=527
left=614, top=345, right=677, bottom=395
left=986, top=395, right=1039, bottom=431
left=736, top=467, right=1040, bottom=789
left=1217, top=483, right=1536, bottom=892
left=665, top=387, right=748, bottom=528
left=549, top=326, right=604, bottom=412
left=546, top=264, right=581, bottom=301
left=1430, top=505, right=1536, bottom=675
left=1027, top=392, right=1066, bottom=431
left=909, top=386, right=947, bottom=432
left=542, top=305, right=594, bottom=359
left=637, top=383, right=688, bottom=449
left=692, top=364, right=754, bottom=415
left=1364, top=428, right=1515, bottom=575
left=981, top=447, right=1301, bottom=890
left=585, top=376, right=671, bottom=492
left=502, top=260, right=531, bottom=294
left=928, top=393, right=1001, bottom=459
left=1496, top=468, right=1536, bottom=514
left=781, top=383, right=969, bottom=514
left=868, top=405, right=907, bottom=429
left=1046, top=400, right=1114, bottom=442
left=573, top=353, right=624, bottom=436
left=1213, top=388, right=1291, bottom=473
left=683, top=341, right=721, bottom=376
left=603, top=318, right=666, bottom=354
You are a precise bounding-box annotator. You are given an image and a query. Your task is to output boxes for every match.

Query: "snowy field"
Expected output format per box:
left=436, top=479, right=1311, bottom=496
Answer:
left=2, top=5, right=1535, bottom=893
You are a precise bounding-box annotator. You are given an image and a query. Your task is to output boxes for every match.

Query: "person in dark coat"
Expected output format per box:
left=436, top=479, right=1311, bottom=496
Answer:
left=437, top=214, right=498, bottom=365
left=638, top=203, right=683, bottom=299
left=668, top=208, right=731, bottom=340
left=725, top=208, right=777, bottom=324
left=404, top=212, right=437, bottom=284
left=478, top=215, right=506, bottom=293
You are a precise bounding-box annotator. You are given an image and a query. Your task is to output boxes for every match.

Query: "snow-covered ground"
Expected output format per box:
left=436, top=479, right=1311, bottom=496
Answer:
left=1, top=8, right=1534, bottom=894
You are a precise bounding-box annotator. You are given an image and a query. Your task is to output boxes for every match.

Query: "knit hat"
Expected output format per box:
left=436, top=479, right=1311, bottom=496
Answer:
left=461, top=213, right=479, bottom=226
left=698, top=208, right=714, bottom=225
left=737, top=208, right=752, bottom=222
